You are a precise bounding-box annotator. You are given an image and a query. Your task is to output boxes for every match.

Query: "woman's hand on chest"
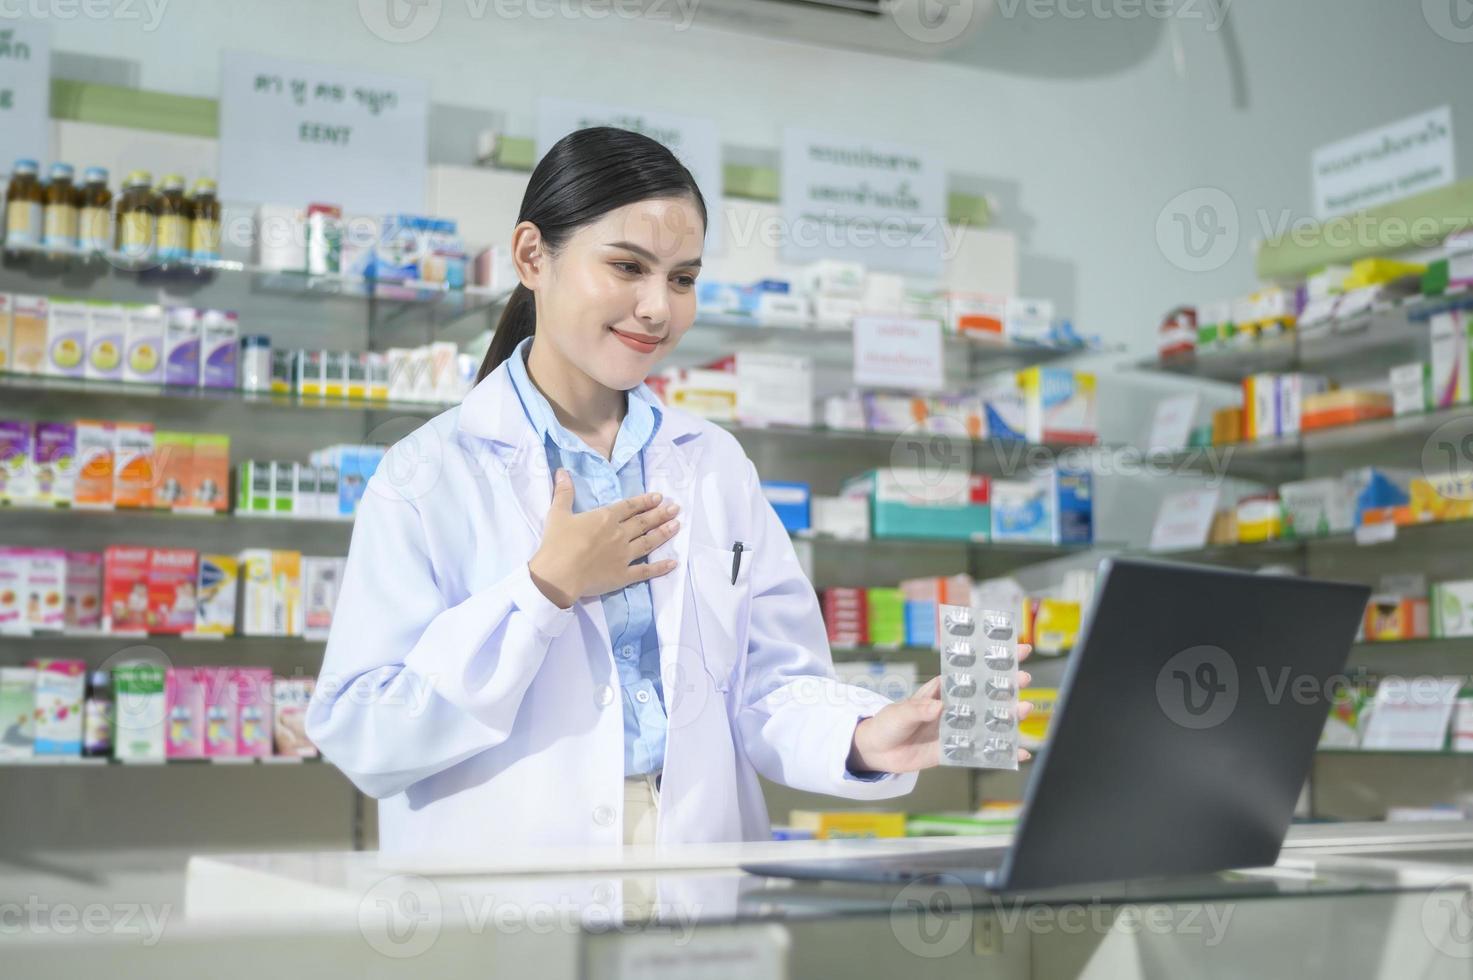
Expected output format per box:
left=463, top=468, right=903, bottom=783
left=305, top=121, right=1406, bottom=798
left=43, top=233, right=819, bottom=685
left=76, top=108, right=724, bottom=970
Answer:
left=527, top=467, right=683, bottom=608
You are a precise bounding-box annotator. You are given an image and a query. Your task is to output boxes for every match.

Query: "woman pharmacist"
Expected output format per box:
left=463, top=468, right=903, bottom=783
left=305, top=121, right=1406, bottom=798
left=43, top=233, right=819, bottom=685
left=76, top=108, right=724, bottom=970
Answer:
left=307, top=127, right=1033, bottom=855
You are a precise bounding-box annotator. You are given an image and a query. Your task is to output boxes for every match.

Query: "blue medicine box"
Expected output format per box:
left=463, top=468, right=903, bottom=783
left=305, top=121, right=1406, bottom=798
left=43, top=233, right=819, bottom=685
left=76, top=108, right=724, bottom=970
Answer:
left=761, top=480, right=811, bottom=533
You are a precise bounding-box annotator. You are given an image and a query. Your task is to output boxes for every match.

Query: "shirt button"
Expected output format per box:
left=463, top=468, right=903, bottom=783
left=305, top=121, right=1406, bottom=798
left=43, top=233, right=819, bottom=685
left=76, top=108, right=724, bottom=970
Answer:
left=621, top=645, right=635, bottom=660
left=593, top=805, right=616, bottom=827
left=594, top=684, right=614, bottom=707
left=635, top=689, right=651, bottom=704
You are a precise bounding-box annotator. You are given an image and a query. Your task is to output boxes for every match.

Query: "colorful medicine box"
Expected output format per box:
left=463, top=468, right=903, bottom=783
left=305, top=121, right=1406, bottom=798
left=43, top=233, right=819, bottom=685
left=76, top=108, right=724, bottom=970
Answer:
left=761, top=481, right=811, bottom=533
left=1018, top=367, right=1097, bottom=445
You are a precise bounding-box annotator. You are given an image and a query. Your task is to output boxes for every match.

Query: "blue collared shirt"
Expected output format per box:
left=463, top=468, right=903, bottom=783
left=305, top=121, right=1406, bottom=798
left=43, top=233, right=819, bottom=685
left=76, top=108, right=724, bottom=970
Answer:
left=506, top=337, right=668, bottom=777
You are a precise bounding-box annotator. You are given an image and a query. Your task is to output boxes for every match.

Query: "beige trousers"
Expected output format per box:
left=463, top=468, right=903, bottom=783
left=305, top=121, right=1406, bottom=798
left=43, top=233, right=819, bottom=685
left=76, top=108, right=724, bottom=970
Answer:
left=623, top=773, right=661, bottom=846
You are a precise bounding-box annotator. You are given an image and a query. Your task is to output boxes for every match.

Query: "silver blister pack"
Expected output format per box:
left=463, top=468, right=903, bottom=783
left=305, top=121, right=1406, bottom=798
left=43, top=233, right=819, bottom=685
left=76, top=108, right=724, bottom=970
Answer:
left=937, top=603, right=1018, bottom=770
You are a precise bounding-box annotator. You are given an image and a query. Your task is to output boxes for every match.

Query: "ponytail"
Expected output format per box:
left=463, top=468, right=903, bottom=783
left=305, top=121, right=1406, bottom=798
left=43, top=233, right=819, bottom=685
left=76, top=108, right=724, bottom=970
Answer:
left=477, top=283, right=536, bottom=382
left=470, top=126, right=707, bottom=386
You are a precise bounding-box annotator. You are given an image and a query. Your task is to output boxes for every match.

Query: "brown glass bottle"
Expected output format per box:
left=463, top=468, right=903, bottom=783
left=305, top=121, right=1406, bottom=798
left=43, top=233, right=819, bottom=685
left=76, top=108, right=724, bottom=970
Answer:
left=189, top=178, right=221, bottom=262
left=114, top=170, right=157, bottom=259
left=78, top=167, right=113, bottom=253
left=43, top=163, right=79, bottom=250
left=4, top=158, right=43, bottom=248
left=156, top=174, right=188, bottom=261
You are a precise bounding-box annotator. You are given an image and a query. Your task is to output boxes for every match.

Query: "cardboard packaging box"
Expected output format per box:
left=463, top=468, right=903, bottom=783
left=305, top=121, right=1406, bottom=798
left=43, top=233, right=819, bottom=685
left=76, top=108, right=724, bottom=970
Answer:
left=112, top=662, right=166, bottom=762
left=146, top=548, right=197, bottom=635
left=194, top=554, right=238, bottom=636
left=841, top=469, right=990, bottom=541
left=11, top=295, right=48, bottom=376
left=65, top=552, right=103, bottom=632
left=85, top=303, right=127, bottom=382
left=123, top=304, right=165, bottom=384
left=103, top=545, right=151, bottom=633
left=44, top=299, right=88, bottom=378
left=30, top=659, right=86, bottom=755
left=113, top=422, right=155, bottom=509
left=1018, top=368, right=1097, bottom=445
left=165, top=667, right=206, bottom=759
left=73, top=419, right=115, bottom=508
left=33, top=421, right=77, bottom=507
left=273, top=677, right=319, bottom=757
left=0, top=667, right=36, bottom=760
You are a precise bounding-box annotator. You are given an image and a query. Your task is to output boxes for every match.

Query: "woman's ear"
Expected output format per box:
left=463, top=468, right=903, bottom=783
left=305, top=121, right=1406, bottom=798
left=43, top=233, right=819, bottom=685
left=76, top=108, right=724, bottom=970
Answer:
left=511, top=220, right=546, bottom=290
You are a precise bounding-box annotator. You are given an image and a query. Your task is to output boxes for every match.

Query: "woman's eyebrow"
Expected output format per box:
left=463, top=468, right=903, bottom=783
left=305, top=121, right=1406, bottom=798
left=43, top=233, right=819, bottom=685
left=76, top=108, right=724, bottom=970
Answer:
left=605, top=240, right=703, bottom=269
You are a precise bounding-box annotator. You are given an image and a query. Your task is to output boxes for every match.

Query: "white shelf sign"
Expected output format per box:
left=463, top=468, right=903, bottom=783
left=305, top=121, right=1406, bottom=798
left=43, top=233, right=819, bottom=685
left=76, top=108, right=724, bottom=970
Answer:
left=1149, top=488, right=1221, bottom=552
left=219, top=50, right=428, bottom=213
left=853, top=316, right=944, bottom=392
left=0, top=21, right=50, bottom=166
left=1146, top=393, right=1200, bottom=452
left=535, top=97, right=723, bottom=253
left=1312, top=106, right=1455, bottom=220
left=780, top=126, right=946, bottom=277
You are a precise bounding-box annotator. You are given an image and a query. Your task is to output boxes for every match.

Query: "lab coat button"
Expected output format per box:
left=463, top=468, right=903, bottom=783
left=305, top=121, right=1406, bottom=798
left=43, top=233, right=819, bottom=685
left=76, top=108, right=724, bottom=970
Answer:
left=621, top=645, right=635, bottom=659
left=595, top=684, right=615, bottom=707
left=635, top=689, right=651, bottom=704
left=593, top=805, right=616, bottom=827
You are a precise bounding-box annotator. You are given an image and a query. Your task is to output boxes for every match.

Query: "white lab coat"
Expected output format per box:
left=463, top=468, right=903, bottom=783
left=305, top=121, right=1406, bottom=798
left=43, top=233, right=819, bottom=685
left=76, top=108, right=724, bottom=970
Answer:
left=306, top=357, right=917, bottom=855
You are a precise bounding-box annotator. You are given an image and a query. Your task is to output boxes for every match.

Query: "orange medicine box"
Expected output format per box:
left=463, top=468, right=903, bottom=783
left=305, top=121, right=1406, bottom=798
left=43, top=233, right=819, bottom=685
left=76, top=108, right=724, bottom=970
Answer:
left=73, top=420, right=115, bottom=508
left=1364, top=596, right=1429, bottom=642
left=146, top=548, right=197, bottom=634
left=189, top=434, right=230, bottom=512
left=113, top=422, right=155, bottom=509
left=152, top=431, right=192, bottom=510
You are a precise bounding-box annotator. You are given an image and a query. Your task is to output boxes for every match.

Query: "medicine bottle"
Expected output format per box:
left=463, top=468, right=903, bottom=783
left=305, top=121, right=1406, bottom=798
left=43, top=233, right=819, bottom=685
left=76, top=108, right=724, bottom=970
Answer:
left=4, top=158, right=43, bottom=248
left=42, top=162, right=79, bottom=250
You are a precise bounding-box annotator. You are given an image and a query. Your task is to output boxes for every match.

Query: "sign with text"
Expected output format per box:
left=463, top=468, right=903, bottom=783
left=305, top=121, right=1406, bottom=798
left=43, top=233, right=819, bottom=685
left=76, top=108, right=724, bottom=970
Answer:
left=1149, top=488, right=1220, bottom=553
left=1312, top=106, right=1455, bottom=219
left=535, top=97, right=722, bottom=253
left=0, top=21, right=50, bottom=167
left=219, top=51, right=427, bottom=213
left=781, top=127, right=945, bottom=278
left=853, top=316, right=943, bottom=392
left=1146, top=393, right=1200, bottom=453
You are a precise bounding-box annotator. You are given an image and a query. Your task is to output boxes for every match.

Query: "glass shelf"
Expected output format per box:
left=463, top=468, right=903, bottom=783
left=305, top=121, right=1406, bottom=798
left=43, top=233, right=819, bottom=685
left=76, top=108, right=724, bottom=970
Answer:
left=0, top=241, right=510, bottom=326
left=1317, top=749, right=1473, bottom=758
left=0, top=755, right=334, bottom=768
left=1136, top=293, right=1472, bottom=384
left=0, top=504, right=355, bottom=531
left=1145, top=518, right=1473, bottom=563
left=1165, top=405, right=1473, bottom=481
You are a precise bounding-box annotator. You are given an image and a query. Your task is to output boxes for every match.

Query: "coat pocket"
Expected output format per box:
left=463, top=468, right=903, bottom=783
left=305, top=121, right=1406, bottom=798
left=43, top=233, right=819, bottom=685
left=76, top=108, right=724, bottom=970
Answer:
left=688, top=542, right=755, bottom=693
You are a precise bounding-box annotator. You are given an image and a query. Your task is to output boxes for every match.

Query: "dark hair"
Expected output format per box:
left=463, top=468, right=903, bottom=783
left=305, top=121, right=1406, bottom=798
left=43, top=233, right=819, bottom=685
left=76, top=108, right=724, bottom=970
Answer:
left=476, top=126, right=708, bottom=382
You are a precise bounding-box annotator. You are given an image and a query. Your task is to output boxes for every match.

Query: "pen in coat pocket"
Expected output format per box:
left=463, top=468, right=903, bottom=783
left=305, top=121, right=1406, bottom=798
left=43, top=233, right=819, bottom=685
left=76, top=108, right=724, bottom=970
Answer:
left=730, top=541, right=744, bottom=584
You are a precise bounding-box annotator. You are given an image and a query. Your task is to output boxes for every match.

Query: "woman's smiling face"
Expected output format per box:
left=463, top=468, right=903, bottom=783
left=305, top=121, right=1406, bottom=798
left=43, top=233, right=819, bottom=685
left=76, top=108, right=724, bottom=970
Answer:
left=521, top=195, right=705, bottom=391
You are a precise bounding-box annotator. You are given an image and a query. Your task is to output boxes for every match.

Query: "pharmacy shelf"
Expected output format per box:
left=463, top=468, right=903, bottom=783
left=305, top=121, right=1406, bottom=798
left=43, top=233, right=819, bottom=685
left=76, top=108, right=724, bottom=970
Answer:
left=0, top=372, right=455, bottom=417
left=1138, top=294, right=1471, bottom=384
left=1316, top=749, right=1473, bottom=759
left=0, top=504, right=355, bottom=531
left=1166, top=404, right=1473, bottom=482
left=1143, top=517, right=1473, bottom=565
left=0, top=755, right=333, bottom=768
left=798, top=533, right=1106, bottom=559
left=0, top=241, right=510, bottom=325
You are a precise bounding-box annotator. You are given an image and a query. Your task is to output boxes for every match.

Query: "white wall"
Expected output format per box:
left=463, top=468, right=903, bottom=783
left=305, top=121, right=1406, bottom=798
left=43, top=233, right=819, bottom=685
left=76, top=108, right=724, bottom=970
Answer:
left=34, top=0, right=1471, bottom=354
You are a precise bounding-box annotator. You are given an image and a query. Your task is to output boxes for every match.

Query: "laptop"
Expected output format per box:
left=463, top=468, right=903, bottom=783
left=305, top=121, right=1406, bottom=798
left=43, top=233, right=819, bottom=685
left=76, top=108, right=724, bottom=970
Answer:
left=743, top=557, right=1370, bottom=893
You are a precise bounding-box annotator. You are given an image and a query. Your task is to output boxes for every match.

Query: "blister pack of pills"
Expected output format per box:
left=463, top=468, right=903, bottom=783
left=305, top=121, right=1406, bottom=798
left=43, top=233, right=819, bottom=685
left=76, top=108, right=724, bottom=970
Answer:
left=937, top=604, right=1019, bottom=771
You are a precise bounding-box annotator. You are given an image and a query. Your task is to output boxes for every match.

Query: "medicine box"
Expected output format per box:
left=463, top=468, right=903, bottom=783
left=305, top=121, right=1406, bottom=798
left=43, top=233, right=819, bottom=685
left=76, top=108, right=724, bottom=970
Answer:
left=189, top=434, right=230, bottom=512
left=234, top=667, right=274, bottom=757
left=811, top=496, right=869, bottom=540
left=65, top=552, right=103, bottom=632
left=31, top=659, right=86, bottom=755
left=1018, top=368, right=1097, bottom=445
left=1280, top=477, right=1356, bottom=538
left=194, top=554, right=238, bottom=636
left=840, top=469, right=990, bottom=541
left=0, top=549, right=22, bottom=633
left=123, top=304, right=165, bottom=384
left=0, top=421, right=35, bottom=505
left=146, top=547, right=197, bottom=635
left=113, top=421, right=155, bottom=509
left=199, top=309, right=238, bottom=389
left=152, top=431, right=192, bottom=509
left=22, top=549, right=67, bottom=632
left=302, top=556, right=343, bottom=638
left=0, top=293, right=10, bottom=372
left=1430, top=309, right=1471, bottom=408
left=991, top=475, right=1053, bottom=544
left=164, top=307, right=200, bottom=387
left=165, top=667, right=206, bottom=759
left=112, top=663, right=166, bottom=762
left=1433, top=581, right=1473, bottom=639
left=0, top=667, right=35, bottom=760
left=45, top=299, right=88, bottom=378
left=85, top=303, right=126, bottom=382
left=982, top=375, right=1028, bottom=442
left=761, top=481, right=811, bottom=533
left=273, top=677, right=318, bottom=758
left=202, top=666, right=237, bottom=758
left=33, top=421, right=76, bottom=507
left=11, top=295, right=48, bottom=376
left=1390, top=363, right=1430, bottom=417
left=104, top=545, right=152, bottom=633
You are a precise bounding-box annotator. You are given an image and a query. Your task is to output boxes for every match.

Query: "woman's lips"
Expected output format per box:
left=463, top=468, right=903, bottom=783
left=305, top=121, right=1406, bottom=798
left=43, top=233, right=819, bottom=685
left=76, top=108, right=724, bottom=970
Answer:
left=608, top=326, right=662, bottom=354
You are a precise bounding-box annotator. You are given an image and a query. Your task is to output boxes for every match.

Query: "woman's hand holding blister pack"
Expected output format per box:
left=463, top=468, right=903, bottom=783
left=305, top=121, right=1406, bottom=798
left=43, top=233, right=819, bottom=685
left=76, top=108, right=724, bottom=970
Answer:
left=846, top=641, right=1034, bottom=774
left=527, top=468, right=681, bottom=609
